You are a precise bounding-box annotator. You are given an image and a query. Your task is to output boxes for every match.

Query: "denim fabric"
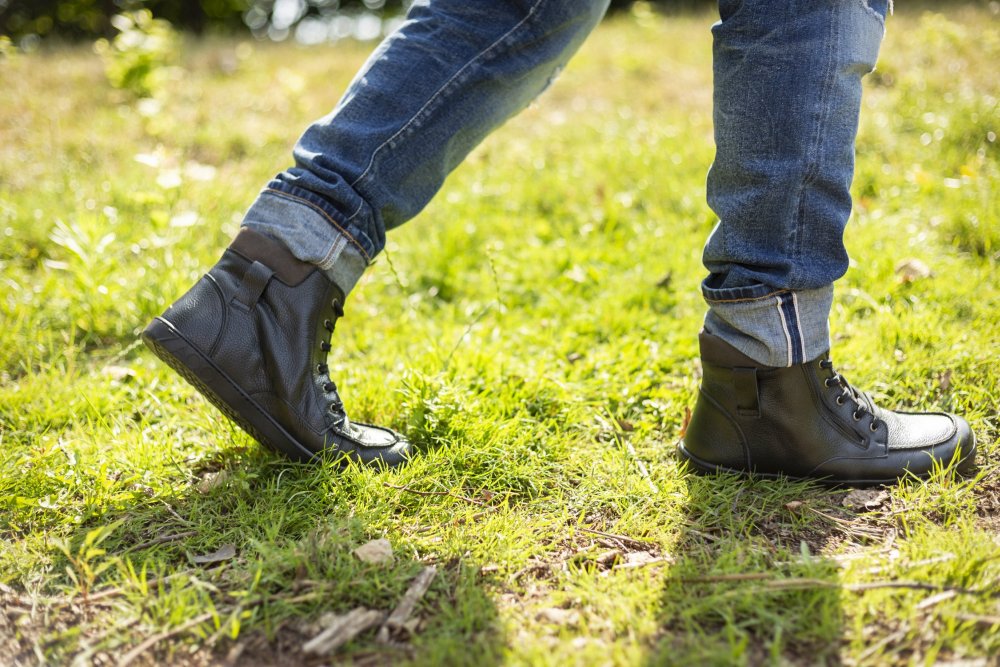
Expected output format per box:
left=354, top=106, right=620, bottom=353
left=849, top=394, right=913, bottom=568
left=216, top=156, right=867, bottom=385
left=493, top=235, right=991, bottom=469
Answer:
left=244, top=0, right=609, bottom=293
left=703, top=0, right=888, bottom=365
left=242, top=0, right=888, bottom=366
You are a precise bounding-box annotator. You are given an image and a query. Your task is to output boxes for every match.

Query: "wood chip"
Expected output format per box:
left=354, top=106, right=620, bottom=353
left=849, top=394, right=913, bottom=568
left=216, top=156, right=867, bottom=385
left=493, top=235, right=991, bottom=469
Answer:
left=614, top=552, right=670, bottom=570
left=354, top=538, right=393, bottom=565
left=376, top=565, right=437, bottom=643
left=302, top=607, right=385, bottom=655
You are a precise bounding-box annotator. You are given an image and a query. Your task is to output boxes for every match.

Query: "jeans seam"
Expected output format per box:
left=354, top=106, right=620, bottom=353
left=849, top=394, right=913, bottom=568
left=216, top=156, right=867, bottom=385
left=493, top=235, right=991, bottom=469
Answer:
left=793, top=8, right=839, bottom=281
left=317, top=234, right=347, bottom=270
left=704, top=288, right=791, bottom=304
left=343, top=0, right=549, bottom=220
left=262, top=188, right=371, bottom=262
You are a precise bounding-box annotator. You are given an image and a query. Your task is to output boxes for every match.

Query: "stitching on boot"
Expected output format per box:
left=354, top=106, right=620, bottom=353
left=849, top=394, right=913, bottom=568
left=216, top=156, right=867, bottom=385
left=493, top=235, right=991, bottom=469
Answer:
left=733, top=368, right=760, bottom=418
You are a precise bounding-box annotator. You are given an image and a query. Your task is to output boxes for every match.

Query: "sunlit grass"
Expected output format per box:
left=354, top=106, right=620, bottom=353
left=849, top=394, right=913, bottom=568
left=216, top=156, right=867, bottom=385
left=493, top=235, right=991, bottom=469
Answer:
left=1, top=5, right=997, bottom=665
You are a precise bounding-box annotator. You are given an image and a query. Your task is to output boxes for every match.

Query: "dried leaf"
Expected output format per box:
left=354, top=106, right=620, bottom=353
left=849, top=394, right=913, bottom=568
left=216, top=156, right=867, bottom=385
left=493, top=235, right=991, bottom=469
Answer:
left=354, top=538, right=393, bottom=565
left=197, top=470, right=229, bottom=494
left=191, top=544, right=236, bottom=565
left=895, top=258, right=933, bottom=283
left=616, top=418, right=635, bottom=432
left=842, top=489, right=889, bottom=511
left=624, top=551, right=657, bottom=565
left=785, top=500, right=805, bottom=513
left=678, top=406, right=692, bottom=438
left=102, top=365, right=135, bottom=382
left=536, top=607, right=580, bottom=626
left=595, top=550, right=622, bottom=567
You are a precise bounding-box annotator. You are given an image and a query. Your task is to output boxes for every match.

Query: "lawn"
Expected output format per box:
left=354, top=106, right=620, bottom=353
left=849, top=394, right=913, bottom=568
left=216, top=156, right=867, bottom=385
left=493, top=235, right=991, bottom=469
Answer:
left=1, top=4, right=998, bottom=665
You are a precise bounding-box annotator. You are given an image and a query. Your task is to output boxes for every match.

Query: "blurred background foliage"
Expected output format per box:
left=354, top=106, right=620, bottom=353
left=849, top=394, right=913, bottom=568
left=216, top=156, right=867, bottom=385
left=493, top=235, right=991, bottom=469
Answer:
left=2, top=0, right=713, bottom=47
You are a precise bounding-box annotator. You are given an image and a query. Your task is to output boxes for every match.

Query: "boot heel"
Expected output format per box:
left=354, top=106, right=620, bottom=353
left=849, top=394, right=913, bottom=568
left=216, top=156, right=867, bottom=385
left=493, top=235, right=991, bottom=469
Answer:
left=141, top=317, right=315, bottom=462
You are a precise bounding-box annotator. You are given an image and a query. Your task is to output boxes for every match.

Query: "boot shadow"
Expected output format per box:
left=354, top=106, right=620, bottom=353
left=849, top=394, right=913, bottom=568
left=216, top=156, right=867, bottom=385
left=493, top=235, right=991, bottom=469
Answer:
left=40, top=444, right=506, bottom=666
left=644, top=470, right=858, bottom=665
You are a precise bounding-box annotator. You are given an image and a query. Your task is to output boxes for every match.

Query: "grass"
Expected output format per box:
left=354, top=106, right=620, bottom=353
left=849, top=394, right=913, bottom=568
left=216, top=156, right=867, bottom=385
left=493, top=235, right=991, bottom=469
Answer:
left=1, top=4, right=998, bottom=665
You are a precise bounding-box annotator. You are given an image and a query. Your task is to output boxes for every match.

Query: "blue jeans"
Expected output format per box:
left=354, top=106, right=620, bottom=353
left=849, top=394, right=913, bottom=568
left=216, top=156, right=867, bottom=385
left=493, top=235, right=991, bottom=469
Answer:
left=243, top=0, right=890, bottom=367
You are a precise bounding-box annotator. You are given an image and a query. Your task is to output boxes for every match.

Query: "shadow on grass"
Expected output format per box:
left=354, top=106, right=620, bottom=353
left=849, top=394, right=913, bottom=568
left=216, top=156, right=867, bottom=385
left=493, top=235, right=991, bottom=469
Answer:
left=645, top=472, right=850, bottom=666
left=41, top=448, right=506, bottom=666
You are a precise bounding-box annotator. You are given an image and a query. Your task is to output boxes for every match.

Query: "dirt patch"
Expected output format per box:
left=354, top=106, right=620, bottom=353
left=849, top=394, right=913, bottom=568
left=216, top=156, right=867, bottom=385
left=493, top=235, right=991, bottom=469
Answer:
left=973, top=470, right=1000, bottom=533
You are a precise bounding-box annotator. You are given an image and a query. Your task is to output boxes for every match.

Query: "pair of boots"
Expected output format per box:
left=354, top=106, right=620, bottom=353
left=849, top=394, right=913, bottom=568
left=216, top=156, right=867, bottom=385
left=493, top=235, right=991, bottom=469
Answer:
left=142, top=231, right=976, bottom=484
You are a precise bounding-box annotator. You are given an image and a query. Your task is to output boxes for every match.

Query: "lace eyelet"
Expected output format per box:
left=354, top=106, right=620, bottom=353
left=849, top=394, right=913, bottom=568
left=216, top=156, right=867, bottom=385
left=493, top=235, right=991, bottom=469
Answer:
left=852, top=411, right=862, bottom=421
left=836, top=396, right=845, bottom=406
left=824, top=378, right=835, bottom=388
left=869, top=422, right=879, bottom=432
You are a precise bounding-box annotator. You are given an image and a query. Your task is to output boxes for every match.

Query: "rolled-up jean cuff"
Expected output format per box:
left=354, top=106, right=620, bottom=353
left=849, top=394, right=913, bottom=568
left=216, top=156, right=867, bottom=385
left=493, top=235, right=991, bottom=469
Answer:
left=702, top=281, right=834, bottom=367
left=241, top=186, right=370, bottom=295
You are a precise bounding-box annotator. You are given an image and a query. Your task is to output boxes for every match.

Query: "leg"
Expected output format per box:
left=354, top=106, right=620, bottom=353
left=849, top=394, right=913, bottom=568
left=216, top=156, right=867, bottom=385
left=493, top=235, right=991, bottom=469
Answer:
left=244, top=0, right=610, bottom=295
left=682, top=0, right=976, bottom=483
left=143, top=0, right=609, bottom=465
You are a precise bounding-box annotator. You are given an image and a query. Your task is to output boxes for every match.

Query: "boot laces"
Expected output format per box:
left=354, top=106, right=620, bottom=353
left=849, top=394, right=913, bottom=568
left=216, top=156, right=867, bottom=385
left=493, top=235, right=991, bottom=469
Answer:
left=819, top=359, right=882, bottom=432
left=317, top=298, right=347, bottom=419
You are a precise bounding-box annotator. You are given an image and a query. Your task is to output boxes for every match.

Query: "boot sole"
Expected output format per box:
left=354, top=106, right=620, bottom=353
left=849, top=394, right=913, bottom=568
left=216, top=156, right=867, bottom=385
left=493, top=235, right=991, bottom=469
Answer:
left=142, top=317, right=318, bottom=462
left=676, top=441, right=975, bottom=487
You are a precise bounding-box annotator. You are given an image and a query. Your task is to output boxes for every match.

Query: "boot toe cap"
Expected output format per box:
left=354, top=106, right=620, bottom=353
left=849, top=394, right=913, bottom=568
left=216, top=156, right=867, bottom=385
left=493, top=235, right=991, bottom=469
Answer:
left=327, top=422, right=414, bottom=468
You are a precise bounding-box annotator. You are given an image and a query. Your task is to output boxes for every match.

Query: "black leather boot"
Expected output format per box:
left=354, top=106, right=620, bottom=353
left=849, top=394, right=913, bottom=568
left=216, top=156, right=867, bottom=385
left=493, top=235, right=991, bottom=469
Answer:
left=680, top=331, right=976, bottom=484
left=141, top=229, right=411, bottom=466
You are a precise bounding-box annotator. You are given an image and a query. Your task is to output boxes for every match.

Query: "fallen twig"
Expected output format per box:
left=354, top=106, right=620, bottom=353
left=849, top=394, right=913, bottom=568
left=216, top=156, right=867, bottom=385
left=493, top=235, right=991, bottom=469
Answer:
left=117, top=611, right=215, bottom=667
left=683, top=527, right=721, bottom=543
left=915, top=590, right=957, bottom=610
left=303, top=608, right=385, bottom=655
left=856, top=628, right=907, bottom=663
left=953, top=612, right=1000, bottom=628
left=842, top=580, right=995, bottom=596
left=41, top=570, right=193, bottom=606
left=675, top=574, right=999, bottom=597
left=122, top=531, right=197, bottom=554
left=676, top=572, right=774, bottom=584
left=383, top=482, right=489, bottom=507
left=512, top=561, right=552, bottom=581
left=377, top=565, right=437, bottom=643
left=807, top=507, right=885, bottom=539
left=624, top=438, right=659, bottom=494
left=577, top=527, right=657, bottom=550
left=613, top=556, right=671, bottom=571
left=452, top=510, right=497, bottom=526
left=601, top=409, right=659, bottom=494
left=861, top=552, right=956, bottom=576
